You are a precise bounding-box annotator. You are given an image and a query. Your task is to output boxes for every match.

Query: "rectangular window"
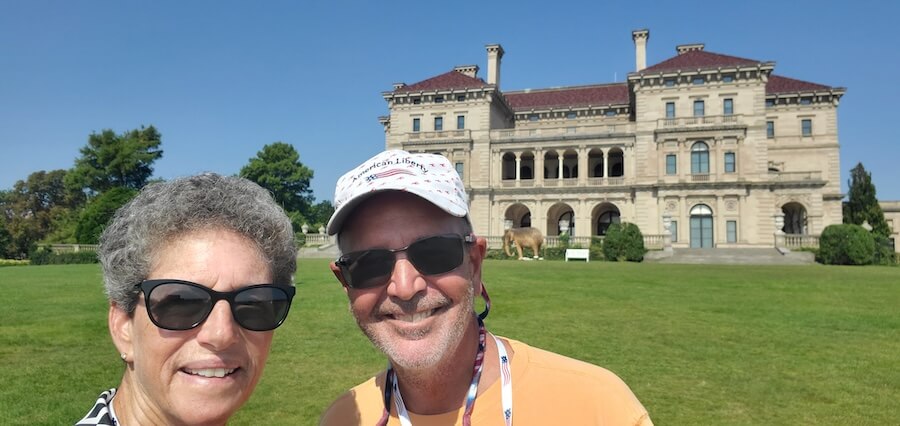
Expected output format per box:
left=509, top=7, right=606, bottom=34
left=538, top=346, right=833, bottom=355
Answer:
left=434, top=96, right=444, bottom=103
left=727, top=220, right=737, bottom=243
left=457, top=115, right=465, bottom=130
left=665, top=102, right=675, bottom=118
left=671, top=220, right=678, bottom=242
left=567, top=111, right=577, bottom=119
left=605, top=110, right=616, bottom=117
left=693, top=100, right=705, bottom=117
left=801, top=119, right=812, bottom=136
left=664, top=79, right=676, bottom=87
left=692, top=76, right=705, bottom=85
left=456, top=94, right=466, bottom=102
left=666, top=154, right=677, bottom=175
left=765, top=99, right=775, bottom=107
left=724, top=152, right=736, bottom=173
left=722, top=75, right=734, bottom=83
left=723, top=98, right=733, bottom=115
left=529, top=114, right=539, bottom=121
left=412, top=98, right=421, bottom=105
left=412, top=118, right=420, bottom=132
left=455, top=162, right=464, bottom=179
left=767, top=121, right=775, bottom=138
left=434, top=116, right=443, bottom=131
left=800, top=97, right=812, bottom=105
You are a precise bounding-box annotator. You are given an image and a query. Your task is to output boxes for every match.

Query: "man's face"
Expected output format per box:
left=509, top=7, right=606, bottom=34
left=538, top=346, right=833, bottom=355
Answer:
left=331, top=192, right=485, bottom=370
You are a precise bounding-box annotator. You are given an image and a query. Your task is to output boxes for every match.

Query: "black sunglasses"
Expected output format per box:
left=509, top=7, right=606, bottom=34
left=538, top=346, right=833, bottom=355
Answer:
left=335, top=234, right=475, bottom=289
left=137, top=279, right=296, bottom=331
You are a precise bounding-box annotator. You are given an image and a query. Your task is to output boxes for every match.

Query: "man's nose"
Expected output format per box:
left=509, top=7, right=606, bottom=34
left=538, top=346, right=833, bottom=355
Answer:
left=386, top=257, right=427, bottom=300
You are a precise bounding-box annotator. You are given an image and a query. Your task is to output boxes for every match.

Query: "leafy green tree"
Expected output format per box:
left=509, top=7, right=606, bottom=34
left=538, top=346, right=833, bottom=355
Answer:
left=66, top=125, right=163, bottom=195
left=307, top=200, right=335, bottom=228
left=240, top=142, right=314, bottom=215
left=0, top=215, right=13, bottom=258
left=843, top=163, right=890, bottom=237
left=602, top=222, right=645, bottom=262
left=0, top=170, right=84, bottom=258
left=75, top=187, right=138, bottom=244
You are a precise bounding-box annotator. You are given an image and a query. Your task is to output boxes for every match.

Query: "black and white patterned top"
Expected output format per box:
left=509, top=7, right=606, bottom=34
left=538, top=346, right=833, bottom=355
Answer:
left=75, top=388, right=118, bottom=426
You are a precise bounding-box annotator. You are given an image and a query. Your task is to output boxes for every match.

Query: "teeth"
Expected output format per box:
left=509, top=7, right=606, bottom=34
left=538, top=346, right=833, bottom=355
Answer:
left=186, top=367, right=235, bottom=378
left=395, top=310, right=434, bottom=323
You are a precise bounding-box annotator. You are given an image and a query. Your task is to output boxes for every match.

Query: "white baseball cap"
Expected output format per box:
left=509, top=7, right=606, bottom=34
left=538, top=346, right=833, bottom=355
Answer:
left=326, top=150, right=469, bottom=235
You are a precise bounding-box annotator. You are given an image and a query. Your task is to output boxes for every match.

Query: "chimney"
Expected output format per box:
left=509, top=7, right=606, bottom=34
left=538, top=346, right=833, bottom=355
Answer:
left=485, top=44, right=504, bottom=87
left=632, top=29, right=649, bottom=72
left=676, top=43, right=705, bottom=55
left=453, top=64, right=479, bottom=78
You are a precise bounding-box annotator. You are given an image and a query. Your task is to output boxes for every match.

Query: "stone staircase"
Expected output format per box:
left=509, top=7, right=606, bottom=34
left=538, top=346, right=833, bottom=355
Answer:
left=646, top=247, right=815, bottom=265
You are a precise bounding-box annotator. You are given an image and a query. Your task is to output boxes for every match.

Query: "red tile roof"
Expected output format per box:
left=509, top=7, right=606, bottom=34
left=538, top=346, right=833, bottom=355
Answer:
left=505, top=84, right=629, bottom=111
left=766, top=75, right=832, bottom=94
left=641, top=50, right=761, bottom=73
left=394, top=71, right=488, bottom=93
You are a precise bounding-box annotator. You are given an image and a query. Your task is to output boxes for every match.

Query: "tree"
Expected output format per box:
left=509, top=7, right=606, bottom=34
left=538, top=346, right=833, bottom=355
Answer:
left=240, top=142, right=314, bottom=215
left=843, top=163, right=891, bottom=237
left=75, top=187, right=137, bottom=244
left=66, top=125, right=163, bottom=195
left=0, top=170, right=84, bottom=258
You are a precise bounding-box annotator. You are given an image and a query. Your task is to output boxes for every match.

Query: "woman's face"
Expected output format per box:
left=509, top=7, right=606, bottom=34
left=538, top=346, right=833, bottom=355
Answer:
left=110, top=228, right=276, bottom=425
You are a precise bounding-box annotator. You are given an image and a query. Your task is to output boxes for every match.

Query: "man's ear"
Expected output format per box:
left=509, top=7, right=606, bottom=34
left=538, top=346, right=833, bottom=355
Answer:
left=330, top=261, right=351, bottom=295
left=470, top=236, right=487, bottom=286
left=109, top=303, right=134, bottom=360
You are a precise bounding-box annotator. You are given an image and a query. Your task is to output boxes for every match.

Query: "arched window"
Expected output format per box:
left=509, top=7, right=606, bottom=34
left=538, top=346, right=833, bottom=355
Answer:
left=691, top=142, right=709, bottom=174
left=689, top=204, right=714, bottom=248
left=597, top=211, right=621, bottom=235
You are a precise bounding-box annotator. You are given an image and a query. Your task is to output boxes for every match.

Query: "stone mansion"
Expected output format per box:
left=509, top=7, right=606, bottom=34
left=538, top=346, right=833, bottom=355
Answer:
left=378, top=30, right=845, bottom=248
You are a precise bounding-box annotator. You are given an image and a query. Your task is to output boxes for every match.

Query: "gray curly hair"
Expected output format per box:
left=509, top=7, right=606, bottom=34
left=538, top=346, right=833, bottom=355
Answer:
left=99, top=173, right=297, bottom=313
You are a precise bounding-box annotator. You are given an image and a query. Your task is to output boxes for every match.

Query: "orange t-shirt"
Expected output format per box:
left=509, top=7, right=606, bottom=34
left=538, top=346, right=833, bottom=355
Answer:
left=320, top=337, right=652, bottom=425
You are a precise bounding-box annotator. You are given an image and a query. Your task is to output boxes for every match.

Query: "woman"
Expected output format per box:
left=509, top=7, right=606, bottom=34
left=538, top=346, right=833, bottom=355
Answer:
left=77, top=173, right=297, bottom=425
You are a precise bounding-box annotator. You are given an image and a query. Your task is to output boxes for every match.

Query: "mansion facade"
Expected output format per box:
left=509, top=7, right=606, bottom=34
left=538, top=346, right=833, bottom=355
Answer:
left=379, top=30, right=845, bottom=248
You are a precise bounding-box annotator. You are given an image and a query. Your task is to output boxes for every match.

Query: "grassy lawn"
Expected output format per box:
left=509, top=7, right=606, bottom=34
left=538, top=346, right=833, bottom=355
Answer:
left=1, top=260, right=898, bottom=425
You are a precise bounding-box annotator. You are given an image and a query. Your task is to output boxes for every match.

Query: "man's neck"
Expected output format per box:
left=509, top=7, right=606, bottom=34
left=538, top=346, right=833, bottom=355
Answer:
left=390, top=318, right=486, bottom=415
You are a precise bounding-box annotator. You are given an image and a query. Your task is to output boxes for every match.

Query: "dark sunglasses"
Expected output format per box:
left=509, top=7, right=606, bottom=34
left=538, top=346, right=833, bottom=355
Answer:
left=336, top=234, right=476, bottom=289
left=137, top=279, right=296, bottom=331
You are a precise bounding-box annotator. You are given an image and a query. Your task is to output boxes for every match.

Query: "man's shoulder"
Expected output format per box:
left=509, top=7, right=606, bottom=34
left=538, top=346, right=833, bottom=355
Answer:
left=319, top=374, right=385, bottom=426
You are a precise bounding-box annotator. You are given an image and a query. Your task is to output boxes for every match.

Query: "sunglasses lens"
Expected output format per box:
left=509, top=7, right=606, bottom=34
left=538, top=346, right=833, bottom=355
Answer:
left=146, top=282, right=212, bottom=330
left=233, top=287, right=293, bottom=331
left=409, top=235, right=464, bottom=275
left=345, top=249, right=396, bottom=289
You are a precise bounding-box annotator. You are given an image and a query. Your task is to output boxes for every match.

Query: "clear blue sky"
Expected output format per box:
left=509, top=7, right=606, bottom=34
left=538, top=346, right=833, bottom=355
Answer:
left=2, top=1, right=899, bottom=201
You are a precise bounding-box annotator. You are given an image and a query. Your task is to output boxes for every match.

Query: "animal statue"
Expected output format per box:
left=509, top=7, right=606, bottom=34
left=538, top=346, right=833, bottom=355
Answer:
left=503, top=227, right=544, bottom=260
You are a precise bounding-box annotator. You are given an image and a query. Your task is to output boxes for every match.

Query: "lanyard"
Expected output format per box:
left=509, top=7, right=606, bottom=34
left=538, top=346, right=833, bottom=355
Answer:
left=376, top=320, right=513, bottom=426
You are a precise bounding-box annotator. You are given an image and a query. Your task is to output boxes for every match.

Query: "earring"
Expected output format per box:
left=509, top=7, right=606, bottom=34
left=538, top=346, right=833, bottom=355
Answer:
left=121, top=353, right=128, bottom=362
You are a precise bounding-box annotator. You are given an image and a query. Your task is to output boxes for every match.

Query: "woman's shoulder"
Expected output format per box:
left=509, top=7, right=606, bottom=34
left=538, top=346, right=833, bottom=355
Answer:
left=75, top=388, right=117, bottom=426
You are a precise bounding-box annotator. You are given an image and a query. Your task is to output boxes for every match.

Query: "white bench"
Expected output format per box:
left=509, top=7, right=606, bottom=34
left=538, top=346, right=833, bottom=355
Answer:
left=565, top=248, right=590, bottom=262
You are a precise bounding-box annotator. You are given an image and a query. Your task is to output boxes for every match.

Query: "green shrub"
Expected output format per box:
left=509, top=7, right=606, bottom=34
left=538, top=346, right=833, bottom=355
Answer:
left=0, top=259, right=30, bottom=267
left=872, top=234, right=897, bottom=266
left=76, top=187, right=138, bottom=244
left=28, top=246, right=99, bottom=265
left=816, top=224, right=875, bottom=265
left=602, top=222, right=645, bottom=262
left=590, top=237, right=605, bottom=261
left=295, top=232, right=307, bottom=247
left=485, top=249, right=515, bottom=260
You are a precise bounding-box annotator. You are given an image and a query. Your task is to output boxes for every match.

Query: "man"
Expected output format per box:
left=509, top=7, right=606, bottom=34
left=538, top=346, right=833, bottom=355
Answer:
left=321, top=150, right=652, bottom=425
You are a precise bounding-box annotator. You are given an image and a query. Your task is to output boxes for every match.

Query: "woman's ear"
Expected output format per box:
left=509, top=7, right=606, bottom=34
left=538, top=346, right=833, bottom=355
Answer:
left=108, top=303, right=134, bottom=360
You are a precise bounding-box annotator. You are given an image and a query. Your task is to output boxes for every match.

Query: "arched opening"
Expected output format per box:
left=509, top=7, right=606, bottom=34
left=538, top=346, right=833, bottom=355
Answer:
left=588, top=149, right=604, bottom=178
left=504, top=203, right=532, bottom=229
left=690, top=204, right=714, bottom=248
left=608, top=148, right=624, bottom=177
left=544, top=151, right=560, bottom=179
left=691, top=142, right=710, bottom=174
left=502, top=152, right=516, bottom=180
left=782, top=202, right=808, bottom=234
left=520, top=151, right=534, bottom=180
left=546, top=203, right=575, bottom=236
left=592, top=202, right=621, bottom=236
left=562, top=150, right=578, bottom=179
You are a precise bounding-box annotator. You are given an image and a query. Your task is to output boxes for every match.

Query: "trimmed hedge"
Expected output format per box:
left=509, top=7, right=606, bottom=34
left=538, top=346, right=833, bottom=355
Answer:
left=28, top=247, right=99, bottom=265
left=816, top=224, right=874, bottom=265
left=0, top=259, right=30, bottom=267
left=602, top=222, right=645, bottom=262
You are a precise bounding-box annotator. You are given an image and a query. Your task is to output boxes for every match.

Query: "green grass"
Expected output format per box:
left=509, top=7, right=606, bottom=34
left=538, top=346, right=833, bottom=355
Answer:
left=1, top=261, right=898, bottom=425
